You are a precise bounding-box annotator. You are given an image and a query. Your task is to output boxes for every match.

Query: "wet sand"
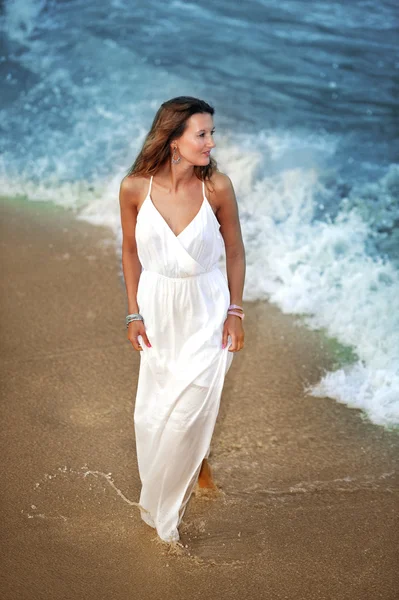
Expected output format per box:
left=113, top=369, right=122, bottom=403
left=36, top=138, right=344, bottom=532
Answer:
left=1, top=197, right=398, bottom=600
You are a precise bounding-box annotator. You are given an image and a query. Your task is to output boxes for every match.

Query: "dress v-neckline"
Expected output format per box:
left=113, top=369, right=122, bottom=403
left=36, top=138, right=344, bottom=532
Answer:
left=147, top=193, right=206, bottom=239
left=145, top=178, right=210, bottom=239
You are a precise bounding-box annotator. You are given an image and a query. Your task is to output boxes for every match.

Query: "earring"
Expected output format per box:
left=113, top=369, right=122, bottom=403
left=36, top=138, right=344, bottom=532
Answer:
left=171, top=146, right=181, bottom=164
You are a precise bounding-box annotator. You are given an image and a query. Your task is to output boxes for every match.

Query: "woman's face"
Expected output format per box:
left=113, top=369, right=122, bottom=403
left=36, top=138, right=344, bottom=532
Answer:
left=173, top=112, right=216, bottom=166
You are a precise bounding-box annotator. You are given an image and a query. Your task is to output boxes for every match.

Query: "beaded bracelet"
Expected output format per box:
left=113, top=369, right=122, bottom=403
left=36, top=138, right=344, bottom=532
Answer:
left=227, top=310, right=245, bottom=320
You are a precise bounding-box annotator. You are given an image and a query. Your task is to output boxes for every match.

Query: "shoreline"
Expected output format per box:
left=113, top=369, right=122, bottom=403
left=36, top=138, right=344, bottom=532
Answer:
left=1, top=197, right=398, bottom=600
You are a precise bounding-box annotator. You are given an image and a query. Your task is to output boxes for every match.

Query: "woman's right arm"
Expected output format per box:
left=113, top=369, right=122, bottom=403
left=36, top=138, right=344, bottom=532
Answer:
left=119, top=176, right=151, bottom=351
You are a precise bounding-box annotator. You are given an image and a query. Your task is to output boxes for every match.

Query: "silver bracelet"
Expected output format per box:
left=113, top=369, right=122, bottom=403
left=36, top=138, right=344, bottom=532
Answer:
left=126, top=313, right=144, bottom=328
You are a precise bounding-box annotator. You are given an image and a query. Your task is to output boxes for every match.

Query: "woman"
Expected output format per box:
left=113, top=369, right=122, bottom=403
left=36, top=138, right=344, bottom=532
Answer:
left=119, top=96, right=246, bottom=544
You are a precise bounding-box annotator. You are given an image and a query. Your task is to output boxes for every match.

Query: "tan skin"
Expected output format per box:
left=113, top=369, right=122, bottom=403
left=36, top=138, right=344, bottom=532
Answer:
left=119, top=112, right=246, bottom=488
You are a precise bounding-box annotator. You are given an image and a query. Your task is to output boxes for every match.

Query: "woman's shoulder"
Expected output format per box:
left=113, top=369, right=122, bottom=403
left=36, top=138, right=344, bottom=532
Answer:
left=119, top=174, right=152, bottom=205
left=206, top=170, right=234, bottom=197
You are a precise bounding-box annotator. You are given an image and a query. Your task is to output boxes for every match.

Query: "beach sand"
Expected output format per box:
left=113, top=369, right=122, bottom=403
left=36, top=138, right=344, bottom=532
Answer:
left=1, top=197, right=398, bottom=600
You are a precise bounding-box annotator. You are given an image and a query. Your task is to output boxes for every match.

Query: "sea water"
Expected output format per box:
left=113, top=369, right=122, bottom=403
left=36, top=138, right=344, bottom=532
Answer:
left=1, top=0, right=398, bottom=428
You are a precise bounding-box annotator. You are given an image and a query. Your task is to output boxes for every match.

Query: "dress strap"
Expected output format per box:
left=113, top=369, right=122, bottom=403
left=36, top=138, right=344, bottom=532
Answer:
left=148, top=175, right=153, bottom=196
left=202, top=179, right=207, bottom=201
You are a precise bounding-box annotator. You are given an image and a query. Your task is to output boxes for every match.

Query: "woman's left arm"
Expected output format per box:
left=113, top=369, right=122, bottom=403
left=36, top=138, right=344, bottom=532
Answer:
left=215, top=173, right=246, bottom=352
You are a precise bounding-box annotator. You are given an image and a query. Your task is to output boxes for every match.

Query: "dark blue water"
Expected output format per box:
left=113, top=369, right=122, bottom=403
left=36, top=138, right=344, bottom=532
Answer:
left=1, top=0, right=398, bottom=428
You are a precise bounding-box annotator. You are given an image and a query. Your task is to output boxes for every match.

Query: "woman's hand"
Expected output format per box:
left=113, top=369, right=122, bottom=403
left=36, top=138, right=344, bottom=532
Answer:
left=127, top=321, right=152, bottom=351
left=222, top=314, right=245, bottom=352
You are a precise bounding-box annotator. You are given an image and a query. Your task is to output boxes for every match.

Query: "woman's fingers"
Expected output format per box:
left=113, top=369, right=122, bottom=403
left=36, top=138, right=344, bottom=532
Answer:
left=141, top=332, right=152, bottom=348
left=228, top=334, right=237, bottom=352
left=228, top=333, right=245, bottom=352
left=222, top=319, right=245, bottom=352
left=129, top=333, right=142, bottom=351
left=127, top=324, right=147, bottom=351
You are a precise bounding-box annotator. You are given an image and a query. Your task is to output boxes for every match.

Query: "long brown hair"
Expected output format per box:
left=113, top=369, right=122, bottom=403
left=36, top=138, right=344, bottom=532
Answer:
left=126, top=96, right=218, bottom=182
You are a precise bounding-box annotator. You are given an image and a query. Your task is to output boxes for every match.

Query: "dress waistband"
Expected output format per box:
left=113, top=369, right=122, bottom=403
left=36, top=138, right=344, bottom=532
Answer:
left=141, top=267, right=220, bottom=281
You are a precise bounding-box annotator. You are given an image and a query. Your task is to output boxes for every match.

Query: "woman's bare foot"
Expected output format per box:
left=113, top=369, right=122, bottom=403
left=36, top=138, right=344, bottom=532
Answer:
left=198, top=458, right=217, bottom=489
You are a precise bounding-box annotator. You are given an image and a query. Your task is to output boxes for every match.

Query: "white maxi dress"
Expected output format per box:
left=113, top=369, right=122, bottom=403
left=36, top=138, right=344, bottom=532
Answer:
left=134, top=175, right=234, bottom=543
